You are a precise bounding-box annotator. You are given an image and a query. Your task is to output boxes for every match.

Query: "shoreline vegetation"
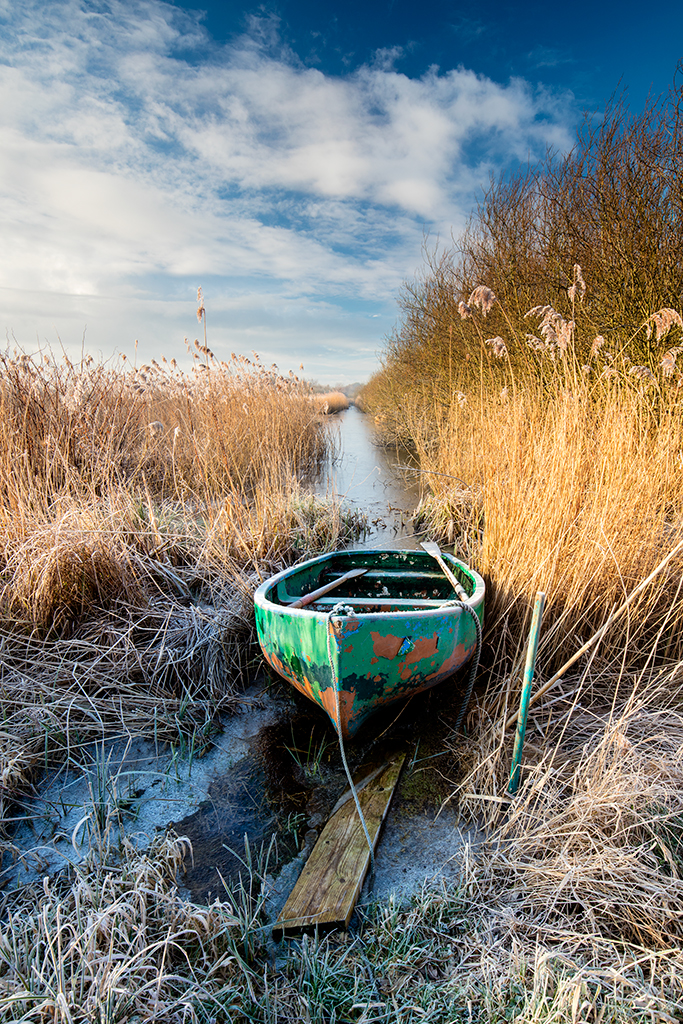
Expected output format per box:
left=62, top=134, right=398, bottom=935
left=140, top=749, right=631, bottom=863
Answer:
left=4, top=81, right=683, bottom=1020
left=354, top=285, right=683, bottom=1021
left=349, top=73, right=683, bottom=1021
left=0, top=344, right=365, bottom=787
left=310, top=390, right=351, bottom=415
left=0, top=346, right=370, bottom=1020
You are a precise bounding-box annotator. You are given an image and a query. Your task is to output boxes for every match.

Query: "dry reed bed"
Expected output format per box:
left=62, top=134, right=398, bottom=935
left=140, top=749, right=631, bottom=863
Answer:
left=354, top=285, right=683, bottom=1019
left=426, top=663, right=683, bottom=1022
left=0, top=348, right=326, bottom=515
left=408, top=323, right=683, bottom=673
left=310, top=391, right=350, bottom=415
left=0, top=832, right=248, bottom=1022
left=0, top=346, right=339, bottom=625
left=5, top=297, right=683, bottom=1018
left=461, top=668, right=683, bottom=935
left=0, top=348, right=360, bottom=849
left=0, top=348, right=370, bottom=1019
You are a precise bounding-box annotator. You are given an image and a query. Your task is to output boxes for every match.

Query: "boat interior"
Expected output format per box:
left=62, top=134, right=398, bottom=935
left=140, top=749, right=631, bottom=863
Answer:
left=270, top=550, right=476, bottom=613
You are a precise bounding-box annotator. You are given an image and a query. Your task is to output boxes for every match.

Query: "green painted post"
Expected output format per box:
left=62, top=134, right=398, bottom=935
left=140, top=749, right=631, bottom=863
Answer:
left=509, top=591, right=546, bottom=795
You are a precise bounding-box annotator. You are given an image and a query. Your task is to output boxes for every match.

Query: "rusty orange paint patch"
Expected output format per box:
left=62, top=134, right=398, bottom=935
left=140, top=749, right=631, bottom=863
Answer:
left=371, top=631, right=403, bottom=660
left=265, top=651, right=294, bottom=683
left=403, top=635, right=439, bottom=665
left=319, top=684, right=355, bottom=736
left=425, top=640, right=470, bottom=681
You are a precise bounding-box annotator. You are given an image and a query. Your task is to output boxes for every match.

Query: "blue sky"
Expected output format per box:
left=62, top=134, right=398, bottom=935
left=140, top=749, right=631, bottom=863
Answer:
left=0, top=0, right=681, bottom=384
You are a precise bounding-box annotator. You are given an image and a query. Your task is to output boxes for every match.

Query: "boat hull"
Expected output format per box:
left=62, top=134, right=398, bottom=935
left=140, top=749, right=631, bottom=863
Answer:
left=254, top=549, right=485, bottom=739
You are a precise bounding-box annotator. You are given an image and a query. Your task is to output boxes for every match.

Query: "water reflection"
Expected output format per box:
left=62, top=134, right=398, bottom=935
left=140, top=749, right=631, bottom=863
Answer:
left=312, top=405, right=423, bottom=549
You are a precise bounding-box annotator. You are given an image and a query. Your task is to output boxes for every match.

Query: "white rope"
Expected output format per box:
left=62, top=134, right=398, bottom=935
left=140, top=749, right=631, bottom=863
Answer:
left=326, top=605, right=376, bottom=885
left=323, top=594, right=482, bottom=890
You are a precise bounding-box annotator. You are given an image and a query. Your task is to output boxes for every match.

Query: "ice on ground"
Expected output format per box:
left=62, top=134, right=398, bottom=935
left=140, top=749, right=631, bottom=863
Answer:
left=1, top=687, right=280, bottom=890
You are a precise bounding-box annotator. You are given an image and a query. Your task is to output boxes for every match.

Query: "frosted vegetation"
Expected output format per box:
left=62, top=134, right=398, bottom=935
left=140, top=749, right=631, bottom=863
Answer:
left=3, top=84, right=683, bottom=1021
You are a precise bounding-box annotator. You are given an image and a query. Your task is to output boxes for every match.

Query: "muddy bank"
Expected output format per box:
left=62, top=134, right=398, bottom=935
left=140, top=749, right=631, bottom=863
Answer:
left=4, top=658, right=478, bottom=918
left=174, top=667, right=478, bottom=913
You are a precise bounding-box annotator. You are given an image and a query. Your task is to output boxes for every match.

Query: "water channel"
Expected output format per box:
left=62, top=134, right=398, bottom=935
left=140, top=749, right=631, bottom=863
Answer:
left=5, top=407, right=475, bottom=913
left=312, top=404, right=423, bottom=549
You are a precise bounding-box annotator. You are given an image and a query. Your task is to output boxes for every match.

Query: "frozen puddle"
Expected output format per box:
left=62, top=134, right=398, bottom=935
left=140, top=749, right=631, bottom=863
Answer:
left=3, top=679, right=480, bottom=914
left=367, top=804, right=478, bottom=903
left=1, top=687, right=283, bottom=892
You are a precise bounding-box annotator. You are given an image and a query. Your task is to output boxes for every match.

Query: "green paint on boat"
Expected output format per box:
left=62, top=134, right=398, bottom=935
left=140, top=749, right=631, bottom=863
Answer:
left=254, top=549, right=485, bottom=740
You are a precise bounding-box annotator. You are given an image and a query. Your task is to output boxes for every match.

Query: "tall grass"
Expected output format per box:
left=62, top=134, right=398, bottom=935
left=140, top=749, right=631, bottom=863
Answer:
left=3, top=820, right=682, bottom=1021
left=0, top=347, right=340, bottom=628
left=311, top=391, right=350, bottom=415
left=410, top=371, right=683, bottom=670
left=356, top=274, right=683, bottom=1021
left=365, top=272, right=683, bottom=668
left=0, top=344, right=363, bottom=854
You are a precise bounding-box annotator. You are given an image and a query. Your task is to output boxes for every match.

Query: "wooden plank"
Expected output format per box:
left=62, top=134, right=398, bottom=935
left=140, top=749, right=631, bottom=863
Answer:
left=274, top=751, right=406, bottom=936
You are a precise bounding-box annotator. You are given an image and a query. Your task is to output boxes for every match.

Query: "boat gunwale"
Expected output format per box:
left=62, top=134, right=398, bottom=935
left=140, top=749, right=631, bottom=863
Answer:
left=254, top=548, right=485, bottom=622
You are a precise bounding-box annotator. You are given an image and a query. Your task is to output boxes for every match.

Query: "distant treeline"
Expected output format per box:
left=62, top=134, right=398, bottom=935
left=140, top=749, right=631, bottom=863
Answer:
left=307, top=380, right=365, bottom=400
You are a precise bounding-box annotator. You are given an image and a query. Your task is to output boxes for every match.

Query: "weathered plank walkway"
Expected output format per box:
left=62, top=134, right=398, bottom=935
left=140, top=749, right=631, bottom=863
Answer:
left=274, top=751, right=406, bottom=936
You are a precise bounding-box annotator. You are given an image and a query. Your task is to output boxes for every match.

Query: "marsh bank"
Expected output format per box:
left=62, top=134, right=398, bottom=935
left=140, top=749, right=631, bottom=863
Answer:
left=5, top=406, right=478, bottom=914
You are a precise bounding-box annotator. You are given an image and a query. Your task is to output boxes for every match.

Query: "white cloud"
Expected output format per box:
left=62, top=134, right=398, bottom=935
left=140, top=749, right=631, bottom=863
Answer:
left=0, top=0, right=575, bottom=381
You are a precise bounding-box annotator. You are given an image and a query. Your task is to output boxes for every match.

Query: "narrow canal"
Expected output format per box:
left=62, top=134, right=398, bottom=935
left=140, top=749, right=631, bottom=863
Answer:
left=6, top=407, right=475, bottom=912
left=311, top=404, right=422, bottom=549
left=174, top=404, right=445, bottom=905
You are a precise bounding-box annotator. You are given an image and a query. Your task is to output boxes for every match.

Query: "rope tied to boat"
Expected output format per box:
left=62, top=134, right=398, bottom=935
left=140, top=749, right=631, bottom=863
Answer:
left=442, top=598, right=483, bottom=736
left=323, top=593, right=481, bottom=889
left=325, top=604, right=376, bottom=885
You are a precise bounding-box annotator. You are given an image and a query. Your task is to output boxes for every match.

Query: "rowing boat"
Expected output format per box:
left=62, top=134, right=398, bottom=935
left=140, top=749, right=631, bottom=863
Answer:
left=254, top=548, right=485, bottom=739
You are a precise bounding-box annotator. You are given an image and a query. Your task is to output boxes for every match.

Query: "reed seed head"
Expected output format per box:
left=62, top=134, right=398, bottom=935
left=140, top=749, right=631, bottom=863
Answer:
left=525, top=305, right=556, bottom=320
left=485, top=336, right=508, bottom=358
left=629, top=365, right=656, bottom=382
left=467, top=286, right=496, bottom=316
left=645, top=308, right=683, bottom=341
left=661, top=346, right=683, bottom=378
left=567, top=263, right=587, bottom=303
